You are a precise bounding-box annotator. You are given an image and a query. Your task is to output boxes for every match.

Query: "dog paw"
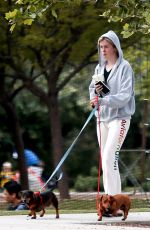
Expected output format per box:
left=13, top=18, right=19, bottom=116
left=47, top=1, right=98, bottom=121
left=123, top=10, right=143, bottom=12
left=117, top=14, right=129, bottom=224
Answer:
left=98, top=217, right=102, bottom=221
left=31, top=216, right=36, bottom=219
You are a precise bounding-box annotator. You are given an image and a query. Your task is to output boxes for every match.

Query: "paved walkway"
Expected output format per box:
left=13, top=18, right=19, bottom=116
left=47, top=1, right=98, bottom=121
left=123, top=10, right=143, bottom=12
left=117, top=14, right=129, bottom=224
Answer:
left=0, top=212, right=150, bottom=230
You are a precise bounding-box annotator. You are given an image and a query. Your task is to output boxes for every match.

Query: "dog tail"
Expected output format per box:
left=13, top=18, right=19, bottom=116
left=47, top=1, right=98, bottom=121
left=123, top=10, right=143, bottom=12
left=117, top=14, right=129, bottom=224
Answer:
left=47, top=172, right=63, bottom=191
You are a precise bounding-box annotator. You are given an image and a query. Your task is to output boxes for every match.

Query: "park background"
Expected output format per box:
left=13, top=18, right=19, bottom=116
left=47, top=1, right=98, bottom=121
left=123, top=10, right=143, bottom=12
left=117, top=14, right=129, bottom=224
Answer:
left=0, top=0, right=149, bottom=211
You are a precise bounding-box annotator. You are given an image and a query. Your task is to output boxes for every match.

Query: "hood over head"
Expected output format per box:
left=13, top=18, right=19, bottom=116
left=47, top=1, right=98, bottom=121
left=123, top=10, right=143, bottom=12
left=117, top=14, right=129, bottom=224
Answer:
left=97, top=30, right=123, bottom=67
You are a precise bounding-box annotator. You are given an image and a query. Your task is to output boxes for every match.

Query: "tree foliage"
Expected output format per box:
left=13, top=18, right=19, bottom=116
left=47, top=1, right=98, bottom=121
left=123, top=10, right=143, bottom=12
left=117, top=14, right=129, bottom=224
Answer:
left=5, top=0, right=86, bottom=32
left=98, top=0, right=150, bottom=38
left=5, top=0, right=150, bottom=37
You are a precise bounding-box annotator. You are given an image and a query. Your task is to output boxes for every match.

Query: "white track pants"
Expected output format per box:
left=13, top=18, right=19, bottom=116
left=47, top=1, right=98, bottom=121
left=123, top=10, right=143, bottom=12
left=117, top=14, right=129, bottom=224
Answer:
left=97, top=118, right=130, bottom=195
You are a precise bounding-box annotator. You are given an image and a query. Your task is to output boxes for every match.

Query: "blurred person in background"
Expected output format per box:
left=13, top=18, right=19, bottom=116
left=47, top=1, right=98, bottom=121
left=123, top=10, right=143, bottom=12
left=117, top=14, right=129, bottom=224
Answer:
left=3, top=180, right=28, bottom=210
left=13, top=149, right=45, bottom=191
left=0, top=162, right=16, bottom=189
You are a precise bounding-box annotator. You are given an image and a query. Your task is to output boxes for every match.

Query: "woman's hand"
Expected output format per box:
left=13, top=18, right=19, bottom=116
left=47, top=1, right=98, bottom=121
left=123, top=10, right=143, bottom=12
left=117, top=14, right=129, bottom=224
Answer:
left=95, top=83, right=103, bottom=94
left=90, top=96, right=99, bottom=108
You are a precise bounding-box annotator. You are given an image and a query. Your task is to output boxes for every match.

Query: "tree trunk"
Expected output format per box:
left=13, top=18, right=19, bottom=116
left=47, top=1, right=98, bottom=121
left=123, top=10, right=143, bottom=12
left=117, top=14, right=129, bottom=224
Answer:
left=1, top=101, right=29, bottom=189
left=48, top=93, right=70, bottom=199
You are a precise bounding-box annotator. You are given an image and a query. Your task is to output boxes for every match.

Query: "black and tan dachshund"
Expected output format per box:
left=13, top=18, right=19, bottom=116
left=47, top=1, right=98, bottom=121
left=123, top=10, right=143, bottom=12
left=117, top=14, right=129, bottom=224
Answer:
left=20, top=189, right=59, bottom=219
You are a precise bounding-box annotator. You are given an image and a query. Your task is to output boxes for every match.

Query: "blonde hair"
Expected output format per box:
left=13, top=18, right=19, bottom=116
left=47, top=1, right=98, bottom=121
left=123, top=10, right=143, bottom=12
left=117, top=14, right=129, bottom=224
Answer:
left=99, top=37, right=119, bottom=57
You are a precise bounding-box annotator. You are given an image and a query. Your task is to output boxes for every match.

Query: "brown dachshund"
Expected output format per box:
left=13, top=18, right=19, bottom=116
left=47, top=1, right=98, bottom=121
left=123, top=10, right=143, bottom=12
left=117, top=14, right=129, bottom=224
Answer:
left=20, top=190, right=59, bottom=219
left=97, top=194, right=131, bottom=221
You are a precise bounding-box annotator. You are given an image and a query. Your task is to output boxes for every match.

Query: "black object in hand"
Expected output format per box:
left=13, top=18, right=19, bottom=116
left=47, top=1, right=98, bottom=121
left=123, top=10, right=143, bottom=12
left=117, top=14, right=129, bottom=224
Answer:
left=95, top=81, right=110, bottom=95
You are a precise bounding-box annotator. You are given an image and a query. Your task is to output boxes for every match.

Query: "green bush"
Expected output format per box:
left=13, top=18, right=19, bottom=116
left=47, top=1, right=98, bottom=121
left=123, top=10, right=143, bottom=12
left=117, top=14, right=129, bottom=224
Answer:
left=142, top=180, right=150, bottom=192
left=74, top=166, right=104, bottom=192
left=90, top=166, right=98, bottom=177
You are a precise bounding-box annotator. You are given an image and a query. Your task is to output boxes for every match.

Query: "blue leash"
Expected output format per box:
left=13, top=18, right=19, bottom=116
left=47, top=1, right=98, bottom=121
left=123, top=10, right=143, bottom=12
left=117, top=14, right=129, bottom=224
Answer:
left=40, top=106, right=97, bottom=191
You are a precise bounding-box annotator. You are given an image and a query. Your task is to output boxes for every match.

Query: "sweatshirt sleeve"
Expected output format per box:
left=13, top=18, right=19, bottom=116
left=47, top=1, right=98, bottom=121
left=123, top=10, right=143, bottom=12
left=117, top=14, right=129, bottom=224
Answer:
left=89, top=64, right=99, bottom=100
left=99, top=64, right=134, bottom=108
left=89, top=79, right=97, bottom=100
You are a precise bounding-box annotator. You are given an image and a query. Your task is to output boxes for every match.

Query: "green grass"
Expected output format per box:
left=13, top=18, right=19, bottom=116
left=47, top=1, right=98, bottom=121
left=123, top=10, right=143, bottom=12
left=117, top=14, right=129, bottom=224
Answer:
left=60, top=199, right=96, bottom=210
left=0, top=198, right=149, bottom=216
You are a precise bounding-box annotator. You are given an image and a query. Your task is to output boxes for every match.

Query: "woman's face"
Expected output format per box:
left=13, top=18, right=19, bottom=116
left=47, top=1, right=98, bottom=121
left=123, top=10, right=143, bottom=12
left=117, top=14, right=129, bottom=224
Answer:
left=99, top=39, right=117, bottom=60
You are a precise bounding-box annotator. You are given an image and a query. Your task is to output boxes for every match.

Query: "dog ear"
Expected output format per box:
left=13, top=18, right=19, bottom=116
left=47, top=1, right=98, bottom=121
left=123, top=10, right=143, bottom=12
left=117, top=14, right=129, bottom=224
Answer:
left=97, top=195, right=103, bottom=203
left=18, top=191, right=22, bottom=198
left=108, top=195, right=116, bottom=204
left=99, top=195, right=103, bottom=202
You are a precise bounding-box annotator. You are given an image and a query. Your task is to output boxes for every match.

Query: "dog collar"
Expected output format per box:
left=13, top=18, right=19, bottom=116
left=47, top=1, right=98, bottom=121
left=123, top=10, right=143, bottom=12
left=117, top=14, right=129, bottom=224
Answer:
left=34, top=191, right=44, bottom=209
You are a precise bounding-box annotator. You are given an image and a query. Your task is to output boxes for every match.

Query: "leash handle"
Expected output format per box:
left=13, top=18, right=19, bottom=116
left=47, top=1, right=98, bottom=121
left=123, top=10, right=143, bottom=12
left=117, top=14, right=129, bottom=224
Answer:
left=40, top=106, right=98, bottom=192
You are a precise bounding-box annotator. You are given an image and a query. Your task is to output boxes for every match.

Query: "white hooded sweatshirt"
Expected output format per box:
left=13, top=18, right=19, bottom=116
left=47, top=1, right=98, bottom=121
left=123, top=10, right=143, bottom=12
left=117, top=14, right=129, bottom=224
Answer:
left=89, top=30, right=135, bottom=122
